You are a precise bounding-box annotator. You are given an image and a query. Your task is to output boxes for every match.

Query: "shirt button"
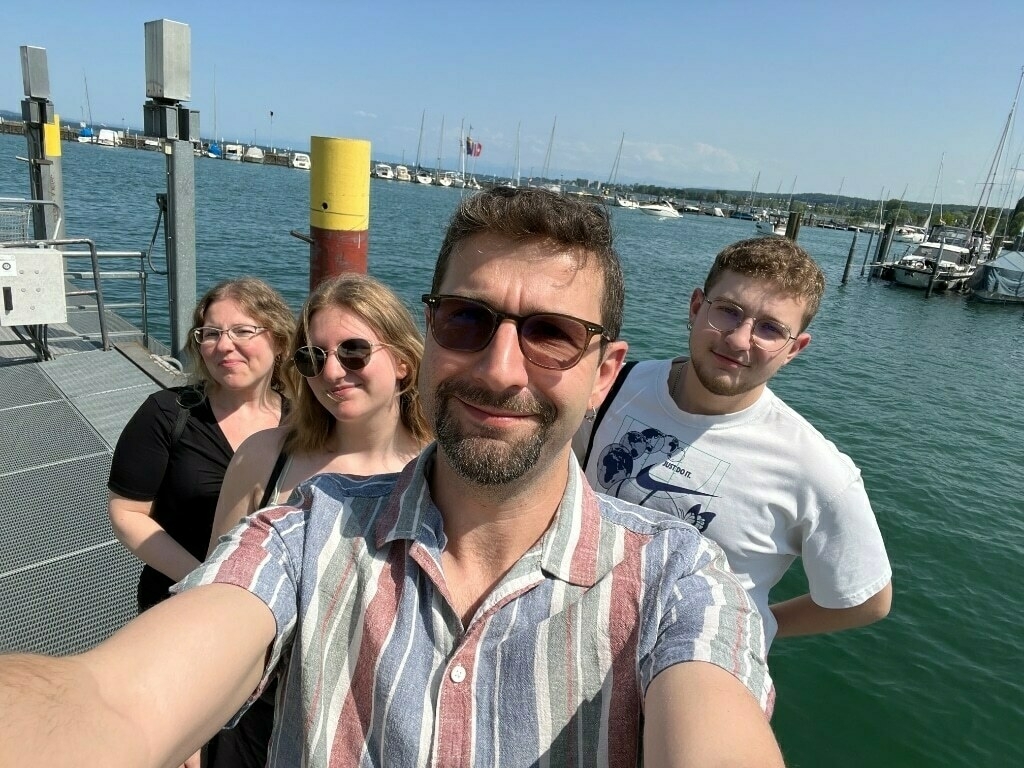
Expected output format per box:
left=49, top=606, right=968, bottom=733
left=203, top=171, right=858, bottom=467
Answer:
left=450, top=665, right=467, bottom=683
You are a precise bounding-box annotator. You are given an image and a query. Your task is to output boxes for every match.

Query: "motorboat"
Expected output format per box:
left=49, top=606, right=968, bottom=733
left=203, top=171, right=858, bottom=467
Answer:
left=394, top=165, right=412, bottom=182
left=372, top=163, right=394, bottom=180
left=223, top=143, right=244, bottom=161
left=892, top=242, right=974, bottom=291
left=638, top=200, right=682, bottom=218
left=614, top=196, right=639, bottom=209
left=242, top=146, right=264, bottom=164
left=893, top=225, right=926, bottom=244
left=755, top=220, right=786, bottom=237
left=290, top=152, right=311, bottom=170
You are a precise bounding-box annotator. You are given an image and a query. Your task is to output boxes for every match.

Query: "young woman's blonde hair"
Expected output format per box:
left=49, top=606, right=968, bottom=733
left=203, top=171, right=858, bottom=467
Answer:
left=282, top=273, right=430, bottom=454
left=185, top=277, right=295, bottom=393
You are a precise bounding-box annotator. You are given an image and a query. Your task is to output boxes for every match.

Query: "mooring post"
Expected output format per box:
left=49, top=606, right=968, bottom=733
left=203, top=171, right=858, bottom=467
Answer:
left=924, top=239, right=946, bottom=298
left=19, top=46, right=65, bottom=240
left=309, top=137, right=371, bottom=289
left=841, top=231, right=858, bottom=285
left=859, top=228, right=877, bottom=277
left=868, top=221, right=895, bottom=283
left=784, top=208, right=801, bottom=241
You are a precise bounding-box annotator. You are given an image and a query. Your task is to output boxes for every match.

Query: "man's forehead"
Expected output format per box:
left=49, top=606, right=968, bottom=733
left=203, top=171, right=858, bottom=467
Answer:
left=444, top=235, right=599, bottom=289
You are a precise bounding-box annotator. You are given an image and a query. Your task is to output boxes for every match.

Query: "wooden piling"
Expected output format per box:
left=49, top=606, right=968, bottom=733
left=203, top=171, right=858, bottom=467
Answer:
left=785, top=208, right=801, bottom=241
left=841, top=231, right=858, bottom=285
left=924, top=240, right=946, bottom=298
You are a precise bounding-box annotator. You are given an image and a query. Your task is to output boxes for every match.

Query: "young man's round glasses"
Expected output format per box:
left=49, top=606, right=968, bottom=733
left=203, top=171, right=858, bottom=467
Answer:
left=421, top=293, right=608, bottom=371
left=702, top=297, right=797, bottom=352
left=192, top=325, right=267, bottom=345
left=292, top=339, right=391, bottom=378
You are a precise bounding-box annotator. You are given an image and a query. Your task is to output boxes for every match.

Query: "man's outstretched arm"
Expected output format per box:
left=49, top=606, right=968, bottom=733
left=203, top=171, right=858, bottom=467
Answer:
left=643, top=661, right=785, bottom=768
left=0, top=584, right=275, bottom=768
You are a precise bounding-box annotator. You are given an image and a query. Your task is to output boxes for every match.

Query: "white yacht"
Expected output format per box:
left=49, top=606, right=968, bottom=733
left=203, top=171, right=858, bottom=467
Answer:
left=892, top=242, right=974, bottom=291
left=290, top=152, right=311, bottom=170
left=223, top=144, right=244, bottom=161
left=372, top=163, right=395, bottom=180
left=394, top=165, right=412, bottom=182
left=638, top=200, right=682, bottom=219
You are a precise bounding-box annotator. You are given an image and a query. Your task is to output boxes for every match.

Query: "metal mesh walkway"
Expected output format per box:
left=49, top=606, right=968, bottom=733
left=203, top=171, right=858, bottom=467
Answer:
left=0, top=347, right=162, bottom=654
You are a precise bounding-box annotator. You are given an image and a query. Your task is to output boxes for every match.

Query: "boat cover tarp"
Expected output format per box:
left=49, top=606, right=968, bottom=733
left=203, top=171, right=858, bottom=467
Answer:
left=970, top=250, right=1024, bottom=302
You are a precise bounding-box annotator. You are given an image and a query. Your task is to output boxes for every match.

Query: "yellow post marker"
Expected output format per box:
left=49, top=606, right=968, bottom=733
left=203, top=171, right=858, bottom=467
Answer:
left=44, top=113, right=62, bottom=157
left=309, top=136, right=370, bottom=289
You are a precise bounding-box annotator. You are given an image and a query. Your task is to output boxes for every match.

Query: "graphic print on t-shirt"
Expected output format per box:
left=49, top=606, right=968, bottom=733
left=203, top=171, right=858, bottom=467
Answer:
left=593, top=416, right=729, bottom=532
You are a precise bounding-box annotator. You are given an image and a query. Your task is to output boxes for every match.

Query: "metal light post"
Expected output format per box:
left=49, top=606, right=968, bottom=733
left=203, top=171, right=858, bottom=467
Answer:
left=269, top=110, right=274, bottom=153
left=142, top=19, right=198, bottom=363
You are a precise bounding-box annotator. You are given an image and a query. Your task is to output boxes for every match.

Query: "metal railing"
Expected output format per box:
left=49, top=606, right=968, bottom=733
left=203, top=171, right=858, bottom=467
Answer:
left=0, top=198, right=156, bottom=358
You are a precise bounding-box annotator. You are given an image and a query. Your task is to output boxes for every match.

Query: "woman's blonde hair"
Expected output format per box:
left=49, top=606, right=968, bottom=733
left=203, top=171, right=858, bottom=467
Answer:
left=185, top=277, right=294, bottom=393
left=283, top=273, right=430, bottom=454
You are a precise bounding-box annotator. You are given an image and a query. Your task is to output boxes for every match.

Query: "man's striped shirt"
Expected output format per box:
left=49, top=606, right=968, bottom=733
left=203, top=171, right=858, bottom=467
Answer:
left=179, top=446, right=772, bottom=767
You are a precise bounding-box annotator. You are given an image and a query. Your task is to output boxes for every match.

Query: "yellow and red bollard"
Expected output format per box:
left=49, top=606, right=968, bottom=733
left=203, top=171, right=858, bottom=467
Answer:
left=308, top=136, right=370, bottom=289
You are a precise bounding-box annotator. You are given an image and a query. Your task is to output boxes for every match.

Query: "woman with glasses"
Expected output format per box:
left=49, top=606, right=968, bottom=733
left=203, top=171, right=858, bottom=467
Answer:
left=204, top=272, right=430, bottom=768
left=107, top=277, right=293, bottom=766
left=108, top=277, right=293, bottom=614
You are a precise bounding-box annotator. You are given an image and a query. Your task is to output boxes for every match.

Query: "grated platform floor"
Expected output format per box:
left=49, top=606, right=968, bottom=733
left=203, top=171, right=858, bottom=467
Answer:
left=0, top=339, right=165, bottom=655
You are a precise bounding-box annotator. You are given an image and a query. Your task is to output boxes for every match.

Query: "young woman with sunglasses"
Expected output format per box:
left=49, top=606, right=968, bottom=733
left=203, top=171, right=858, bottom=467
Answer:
left=204, top=272, right=430, bottom=768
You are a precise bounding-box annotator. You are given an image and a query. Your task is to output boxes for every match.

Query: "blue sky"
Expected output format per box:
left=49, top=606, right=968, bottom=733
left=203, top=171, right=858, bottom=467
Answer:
left=3, top=0, right=1024, bottom=205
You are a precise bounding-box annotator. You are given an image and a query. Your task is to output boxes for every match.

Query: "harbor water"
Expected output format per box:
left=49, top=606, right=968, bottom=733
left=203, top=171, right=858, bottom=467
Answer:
left=2, top=134, right=1022, bottom=767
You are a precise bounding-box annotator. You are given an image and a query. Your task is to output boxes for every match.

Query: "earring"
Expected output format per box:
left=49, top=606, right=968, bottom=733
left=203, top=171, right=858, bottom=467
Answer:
left=686, top=320, right=694, bottom=331
left=584, top=406, right=597, bottom=423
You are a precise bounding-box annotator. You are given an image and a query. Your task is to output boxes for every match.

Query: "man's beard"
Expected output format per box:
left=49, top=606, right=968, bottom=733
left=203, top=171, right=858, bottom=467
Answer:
left=433, top=379, right=557, bottom=485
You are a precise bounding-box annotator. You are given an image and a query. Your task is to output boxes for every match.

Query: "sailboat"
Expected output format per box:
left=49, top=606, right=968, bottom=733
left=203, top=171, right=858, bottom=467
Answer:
left=433, top=115, right=451, bottom=186
left=539, top=117, right=560, bottom=193
left=501, top=122, right=521, bottom=189
left=413, top=110, right=432, bottom=184
left=206, top=68, right=222, bottom=158
left=607, top=133, right=637, bottom=208
left=77, top=75, right=96, bottom=144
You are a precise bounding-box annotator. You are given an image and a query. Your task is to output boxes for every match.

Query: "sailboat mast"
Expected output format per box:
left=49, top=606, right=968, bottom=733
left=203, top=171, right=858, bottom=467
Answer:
left=414, top=109, right=426, bottom=171
left=926, top=154, right=943, bottom=231
left=460, top=118, right=466, bottom=181
left=514, top=122, right=521, bottom=188
left=435, top=115, right=445, bottom=181
left=541, top=117, right=557, bottom=181
left=83, top=74, right=93, bottom=127
left=607, top=132, right=625, bottom=188
left=970, top=65, right=1024, bottom=233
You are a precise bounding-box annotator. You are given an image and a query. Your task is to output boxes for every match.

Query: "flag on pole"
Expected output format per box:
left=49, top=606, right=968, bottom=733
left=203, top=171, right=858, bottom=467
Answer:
left=466, top=136, right=474, bottom=155
left=472, top=142, right=482, bottom=157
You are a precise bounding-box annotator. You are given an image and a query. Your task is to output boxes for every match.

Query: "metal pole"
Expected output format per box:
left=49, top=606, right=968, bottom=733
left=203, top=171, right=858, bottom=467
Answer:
left=143, top=19, right=197, bottom=363
left=19, top=46, right=65, bottom=241
left=164, top=140, right=196, bottom=360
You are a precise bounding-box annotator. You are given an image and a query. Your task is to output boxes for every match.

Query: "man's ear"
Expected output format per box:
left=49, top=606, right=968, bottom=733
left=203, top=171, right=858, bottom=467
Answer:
left=688, top=288, right=704, bottom=323
left=590, top=340, right=629, bottom=410
left=782, top=332, right=811, bottom=365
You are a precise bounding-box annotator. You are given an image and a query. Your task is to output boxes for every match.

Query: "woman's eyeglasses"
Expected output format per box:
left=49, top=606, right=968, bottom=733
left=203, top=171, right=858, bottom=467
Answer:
left=421, top=293, right=608, bottom=371
left=702, top=297, right=796, bottom=352
left=292, top=339, right=390, bottom=378
left=192, top=325, right=267, bottom=344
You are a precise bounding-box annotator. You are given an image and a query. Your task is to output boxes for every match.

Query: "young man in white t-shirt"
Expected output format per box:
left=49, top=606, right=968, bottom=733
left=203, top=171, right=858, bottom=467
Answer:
left=575, top=236, right=892, bottom=651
